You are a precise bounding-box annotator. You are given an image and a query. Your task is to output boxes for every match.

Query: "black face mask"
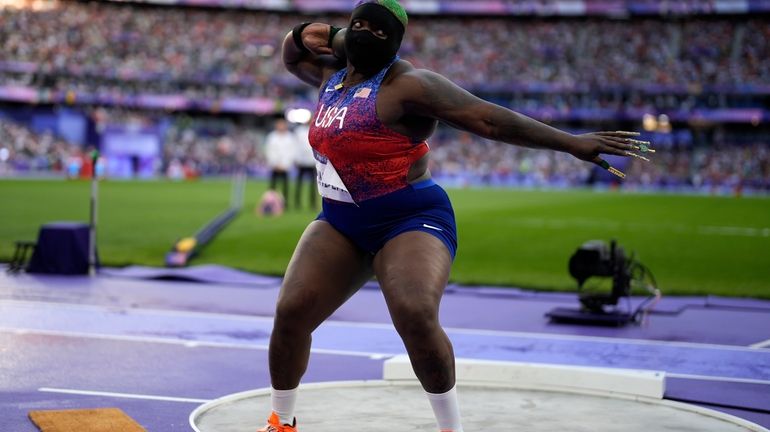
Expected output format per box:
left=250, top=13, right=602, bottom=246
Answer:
left=345, top=4, right=405, bottom=76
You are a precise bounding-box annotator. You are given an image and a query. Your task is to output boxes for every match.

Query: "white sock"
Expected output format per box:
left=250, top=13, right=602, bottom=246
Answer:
left=425, top=385, right=464, bottom=432
left=271, top=386, right=298, bottom=425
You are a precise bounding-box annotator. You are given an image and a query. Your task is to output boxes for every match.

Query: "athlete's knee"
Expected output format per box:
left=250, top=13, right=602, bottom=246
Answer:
left=390, top=301, right=440, bottom=340
left=273, top=293, right=317, bottom=334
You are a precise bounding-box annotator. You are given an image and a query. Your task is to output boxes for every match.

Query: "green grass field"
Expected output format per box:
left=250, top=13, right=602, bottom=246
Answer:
left=1, top=179, right=769, bottom=298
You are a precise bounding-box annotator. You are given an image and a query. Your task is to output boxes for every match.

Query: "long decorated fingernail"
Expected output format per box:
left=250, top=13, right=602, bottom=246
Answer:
left=626, top=151, right=650, bottom=162
left=608, top=166, right=626, bottom=178
left=639, top=143, right=655, bottom=153
left=625, top=138, right=651, bottom=145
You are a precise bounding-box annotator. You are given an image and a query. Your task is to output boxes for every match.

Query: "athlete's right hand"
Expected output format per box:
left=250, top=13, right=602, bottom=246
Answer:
left=301, top=23, right=334, bottom=56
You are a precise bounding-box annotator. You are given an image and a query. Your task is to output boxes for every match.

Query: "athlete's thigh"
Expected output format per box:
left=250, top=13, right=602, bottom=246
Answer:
left=277, top=220, right=373, bottom=330
left=373, top=231, right=452, bottom=316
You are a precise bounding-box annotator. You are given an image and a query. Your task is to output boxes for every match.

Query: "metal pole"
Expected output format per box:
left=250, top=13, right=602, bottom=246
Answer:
left=89, top=150, right=99, bottom=277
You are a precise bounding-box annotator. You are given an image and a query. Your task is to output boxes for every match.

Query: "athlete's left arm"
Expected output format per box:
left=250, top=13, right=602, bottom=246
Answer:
left=397, top=69, right=645, bottom=164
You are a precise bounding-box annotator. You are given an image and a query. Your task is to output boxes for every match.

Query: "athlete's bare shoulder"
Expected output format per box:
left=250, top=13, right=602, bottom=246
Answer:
left=383, top=61, right=437, bottom=98
left=380, top=60, right=425, bottom=106
left=384, top=64, right=466, bottom=107
left=384, top=59, right=416, bottom=82
left=384, top=63, right=490, bottom=124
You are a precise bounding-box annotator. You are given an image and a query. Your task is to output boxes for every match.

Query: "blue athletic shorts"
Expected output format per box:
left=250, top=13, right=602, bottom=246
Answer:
left=317, top=179, right=458, bottom=259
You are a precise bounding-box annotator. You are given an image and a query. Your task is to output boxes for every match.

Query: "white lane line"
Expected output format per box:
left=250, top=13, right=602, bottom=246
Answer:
left=698, top=226, right=770, bottom=238
left=1, top=299, right=768, bottom=354
left=504, top=218, right=770, bottom=238
left=0, top=299, right=277, bottom=323
left=441, top=326, right=770, bottom=353
left=38, top=387, right=211, bottom=404
left=749, top=338, right=770, bottom=349
left=2, top=327, right=393, bottom=360
left=667, top=373, right=770, bottom=386
left=36, top=376, right=770, bottom=408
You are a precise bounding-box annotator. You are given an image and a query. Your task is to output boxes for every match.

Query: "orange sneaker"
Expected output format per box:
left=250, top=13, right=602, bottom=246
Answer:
left=257, top=411, right=297, bottom=432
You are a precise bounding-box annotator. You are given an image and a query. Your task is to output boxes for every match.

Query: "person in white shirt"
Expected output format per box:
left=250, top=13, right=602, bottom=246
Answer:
left=264, top=118, right=296, bottom=208
left=293, top=122, right=317, bottom=209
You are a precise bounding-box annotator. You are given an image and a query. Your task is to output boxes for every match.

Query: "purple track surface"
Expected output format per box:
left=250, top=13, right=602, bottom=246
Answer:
left=1, top=265, right=769, bottom=431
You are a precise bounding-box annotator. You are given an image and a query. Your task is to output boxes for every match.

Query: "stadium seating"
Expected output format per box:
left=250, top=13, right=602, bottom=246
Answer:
left=0, top=1, right=767, bottom=193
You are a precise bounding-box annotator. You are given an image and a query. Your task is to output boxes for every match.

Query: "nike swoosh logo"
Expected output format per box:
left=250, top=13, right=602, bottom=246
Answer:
left=422, top=224, right=443, bottom=232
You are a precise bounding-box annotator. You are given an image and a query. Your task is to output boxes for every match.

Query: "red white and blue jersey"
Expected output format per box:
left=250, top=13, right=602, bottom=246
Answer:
left=308, top=57, right=429, bottom=203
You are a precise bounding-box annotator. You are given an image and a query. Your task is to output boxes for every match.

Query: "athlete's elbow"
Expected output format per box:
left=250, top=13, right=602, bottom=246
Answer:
left=281, top=33, right=306, bottom=69
left=283, top=61, right=301, bottom=74
left=476, top=115, right=501, bottom=141
left=482, top=105, right=528, bottom=144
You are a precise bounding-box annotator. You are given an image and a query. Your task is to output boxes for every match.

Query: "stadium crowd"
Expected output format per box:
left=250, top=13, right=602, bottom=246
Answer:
left=0, top=118, right=73, bottom=175
left=426, top=128, right=770, bottom=193
left=1, top=2, right=769, bottom=103
left=162, top=116, right=266, bottom=178
left=0, top=1, right=768, bottom=194
left=1, top=115, right=768, bottom=193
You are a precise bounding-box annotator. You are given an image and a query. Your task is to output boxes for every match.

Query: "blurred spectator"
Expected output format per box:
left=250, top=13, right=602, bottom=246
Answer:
left=264, top=118, right=295, bottom=206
